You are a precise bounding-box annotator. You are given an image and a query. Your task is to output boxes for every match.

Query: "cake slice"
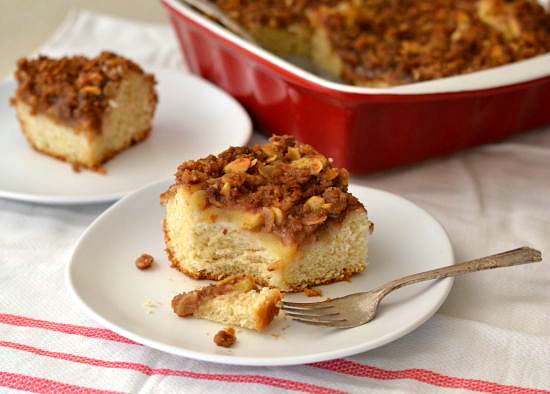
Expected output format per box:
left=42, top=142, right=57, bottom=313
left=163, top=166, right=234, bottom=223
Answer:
left=11, top=52, right=157, bottom=172
left=171, top=275, right=282, bottom=331
left=161, top=135, right=372, bottom=292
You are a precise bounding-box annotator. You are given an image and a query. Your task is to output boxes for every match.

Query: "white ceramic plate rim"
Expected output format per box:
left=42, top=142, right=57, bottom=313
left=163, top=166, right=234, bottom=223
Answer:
left=66, top=179, right=454, bottom=366
left=165, top=0, right=550, bottom=95
left=0, top=70, right=251, bottom=205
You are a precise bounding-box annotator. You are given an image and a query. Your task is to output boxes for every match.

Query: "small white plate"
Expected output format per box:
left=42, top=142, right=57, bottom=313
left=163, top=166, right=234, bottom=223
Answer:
left=66, top=179, right=454, bottom=366
left=0, top=69, right=251, bottom=204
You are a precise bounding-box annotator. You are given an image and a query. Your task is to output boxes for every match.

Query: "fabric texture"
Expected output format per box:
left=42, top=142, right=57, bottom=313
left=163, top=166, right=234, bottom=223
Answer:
left=1, top=10, right=549, bottom=394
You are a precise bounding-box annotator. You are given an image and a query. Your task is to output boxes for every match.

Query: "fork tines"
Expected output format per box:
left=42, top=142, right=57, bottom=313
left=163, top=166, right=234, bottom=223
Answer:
left=281, top=300, right=346, bottom=327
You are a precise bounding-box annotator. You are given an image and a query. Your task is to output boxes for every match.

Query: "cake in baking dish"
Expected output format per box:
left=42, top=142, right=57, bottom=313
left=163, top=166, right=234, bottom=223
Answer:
left=11, top=52, right=158, bottom=172
left=171, top=275, right=282, bottom=331
left=161, top=135, right=372, bottom=292
left=215, top=0, right=550, bottom=87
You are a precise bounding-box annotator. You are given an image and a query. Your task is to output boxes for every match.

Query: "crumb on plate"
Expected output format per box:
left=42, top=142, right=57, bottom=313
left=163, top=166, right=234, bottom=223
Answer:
left=135, top=253, right=154, bottom=270
left=303, top=288, right=322, bottom=297
left=214, top=327, right=236, bottom=348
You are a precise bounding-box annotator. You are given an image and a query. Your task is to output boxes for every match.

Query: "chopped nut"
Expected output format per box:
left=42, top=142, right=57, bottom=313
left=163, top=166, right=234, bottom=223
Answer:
left=286, top=146, right=301, bottom=160
left=290, top=157, right=324, bottom=175
left=135, top=254, right=154, bottom=270
left=214, top=327, right=236, bottom=348
left=261, top=143, right=278, bottom=158
left=304, top=196, right=325, bottom=212
left=79, top=85, right=102, bottom=95
left=271, top=207, right=284, bottom=225
left=224, top=157, right=251, bottom=173
left=258, top=163, right=275, bottom=178
left=302, top=213, right=328, bottom=226
left=221, top=181, right=231, bottom=196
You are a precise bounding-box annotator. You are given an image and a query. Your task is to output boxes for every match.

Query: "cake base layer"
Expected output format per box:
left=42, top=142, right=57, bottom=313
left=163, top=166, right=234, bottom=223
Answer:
left=14, top=71, right=155, bottom=171
left=163, top=187, right=370, bottom=292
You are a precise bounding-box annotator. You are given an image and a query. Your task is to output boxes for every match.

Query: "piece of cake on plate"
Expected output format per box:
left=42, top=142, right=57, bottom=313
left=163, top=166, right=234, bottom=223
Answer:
left=161, top=135, right=372, bottom=292
left=171, top=275, right=282, bottom=331
left=11, top=51, right=157, bottom=172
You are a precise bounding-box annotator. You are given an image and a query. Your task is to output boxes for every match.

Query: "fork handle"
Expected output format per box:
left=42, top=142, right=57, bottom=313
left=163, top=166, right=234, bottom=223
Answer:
left=375, top=247, right=542, bottom=298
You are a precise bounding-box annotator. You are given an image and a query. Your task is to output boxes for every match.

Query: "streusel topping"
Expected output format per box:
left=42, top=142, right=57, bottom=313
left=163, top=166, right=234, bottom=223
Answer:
left=162, top=135, right=365, bottom=245
left=12, top=51, right=157, bottom=133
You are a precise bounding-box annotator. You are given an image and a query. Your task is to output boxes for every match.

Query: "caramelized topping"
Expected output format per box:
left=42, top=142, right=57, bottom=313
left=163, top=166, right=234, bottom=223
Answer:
left=163, top=135, right=365, bottom=245
left=12, top=51, right=157, bottom=133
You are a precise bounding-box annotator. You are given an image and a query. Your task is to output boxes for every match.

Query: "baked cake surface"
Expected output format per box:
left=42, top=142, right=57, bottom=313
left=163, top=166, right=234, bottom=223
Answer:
left=171, top=275, right=282, bottom=331
left=215, top=0, right=550, bottom=87
left=161, top=135, right=372, bottom=292
left=11, top=51, right=158, bottom=171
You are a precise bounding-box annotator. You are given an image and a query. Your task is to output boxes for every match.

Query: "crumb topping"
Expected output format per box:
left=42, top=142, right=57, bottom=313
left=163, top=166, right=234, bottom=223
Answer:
left=216, top=0, right=550, bottom=86
left=171, top=275, right=256, bottom=317
left=163, top=135, right=365, bottom=245
left=12, top=51, right=157, bottom=132
left=216, top=0, right=339, bottom=28
left=135, top=253, right=155, bottom=270
left=214, top=327, right=236, bottom=347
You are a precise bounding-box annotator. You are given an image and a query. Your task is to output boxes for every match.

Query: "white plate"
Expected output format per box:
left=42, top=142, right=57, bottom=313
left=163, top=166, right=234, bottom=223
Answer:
left=66, top=180, right=454, bottom=366
left=0, top=69, right=251, bottom=204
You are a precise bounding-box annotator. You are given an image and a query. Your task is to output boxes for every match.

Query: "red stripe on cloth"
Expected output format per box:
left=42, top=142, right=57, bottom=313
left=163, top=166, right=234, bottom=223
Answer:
left=0, top=313, right=137, bottom=345
left=311, top=359, right=550, bottom=394
left=0, top=340, right=343, bottom=394
left=0, top=371, right=121, bottom=394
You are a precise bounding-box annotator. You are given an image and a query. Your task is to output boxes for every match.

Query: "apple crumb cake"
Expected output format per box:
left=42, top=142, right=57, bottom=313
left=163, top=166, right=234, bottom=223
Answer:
left=161, top=135, right=372, bottom=292
left=214, top=0, right=550, bottom=86
left=11, top=52, right=158, bottom=172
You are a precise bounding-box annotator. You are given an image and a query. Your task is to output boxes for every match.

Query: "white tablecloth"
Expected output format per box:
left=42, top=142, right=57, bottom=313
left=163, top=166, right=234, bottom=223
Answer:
left=1, top=10, right=549, bottom=394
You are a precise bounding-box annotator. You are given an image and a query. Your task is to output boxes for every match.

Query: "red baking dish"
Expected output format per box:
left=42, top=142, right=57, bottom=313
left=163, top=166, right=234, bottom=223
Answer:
left=162, top=0, right=550, bottom=174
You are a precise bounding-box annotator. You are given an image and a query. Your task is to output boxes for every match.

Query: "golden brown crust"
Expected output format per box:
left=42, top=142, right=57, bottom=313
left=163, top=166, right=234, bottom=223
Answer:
left=12, top=51, right=157, bottom=133
left=255, top=291, right=282, bottom=331
left=217, top=0, right=550, bottom=86
left=163, top=135, right=365, bottom=245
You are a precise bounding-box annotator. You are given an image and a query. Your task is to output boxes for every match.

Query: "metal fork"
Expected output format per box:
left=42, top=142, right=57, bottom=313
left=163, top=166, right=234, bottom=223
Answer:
left=282, top=247, right=542, bottom=328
